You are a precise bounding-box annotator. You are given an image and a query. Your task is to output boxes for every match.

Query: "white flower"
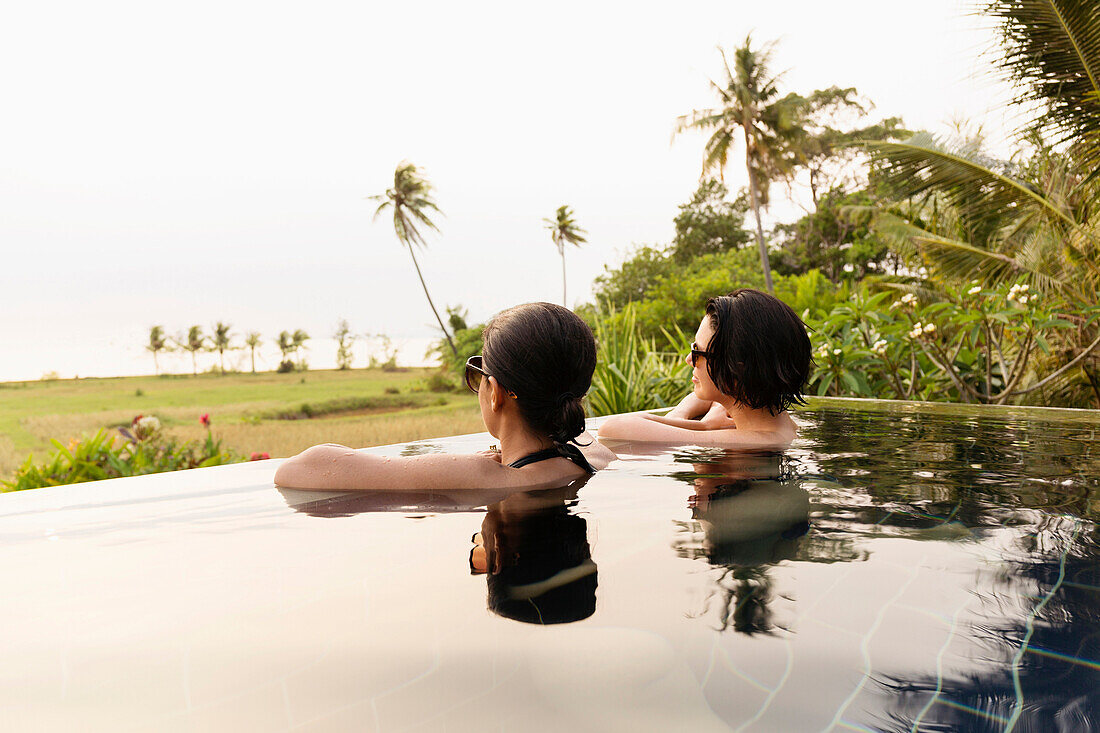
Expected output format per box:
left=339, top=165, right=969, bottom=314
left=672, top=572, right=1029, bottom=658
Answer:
left=133, top=416, right=161, bottom=440
left=1018, top=295, right=1029, bottom=304
left=923, top=323, right=936, bottom=334
left=872, top=339, right=888, bottom=356
left=900, top=293, right=917, bottom=307
left=967, top=286, right=981, bottom=295
left=1020, top=284, right=1029, bottom=293
left=833, top=348, right=842, bottom=356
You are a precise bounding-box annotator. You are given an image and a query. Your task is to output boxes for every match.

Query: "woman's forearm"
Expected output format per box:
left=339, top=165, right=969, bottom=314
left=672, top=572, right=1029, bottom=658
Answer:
left=666, top=393, right=711, bottom=419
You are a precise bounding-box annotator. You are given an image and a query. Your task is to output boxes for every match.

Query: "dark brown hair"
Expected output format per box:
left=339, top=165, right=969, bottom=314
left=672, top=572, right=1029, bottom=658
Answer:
left=482, top=302, right=596, bottom=444
left=703, top=289, right=812, bottom=414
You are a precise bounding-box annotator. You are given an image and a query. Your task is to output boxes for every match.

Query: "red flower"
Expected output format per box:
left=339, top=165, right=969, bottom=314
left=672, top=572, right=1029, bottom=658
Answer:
left=249, top=452, right=270, bottom=461
left=199, top=413, right=210, bottom=428
left=132, top=414, right=144, bottom=426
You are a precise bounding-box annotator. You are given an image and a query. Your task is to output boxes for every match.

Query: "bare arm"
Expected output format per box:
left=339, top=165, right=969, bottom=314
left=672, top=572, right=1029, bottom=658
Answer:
left=274, top=432, right=614, bottom=492
left=275, top=445, right=525, bottom=492
left=597, top=414, right=788, bottom=449
left=665, top=392, right=713, bottom=420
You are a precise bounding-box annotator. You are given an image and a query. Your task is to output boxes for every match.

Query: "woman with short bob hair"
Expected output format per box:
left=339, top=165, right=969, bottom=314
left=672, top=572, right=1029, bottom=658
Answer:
left=597, top=289, right=812, bottom=448
left=275, top=302, right=614, bottom=492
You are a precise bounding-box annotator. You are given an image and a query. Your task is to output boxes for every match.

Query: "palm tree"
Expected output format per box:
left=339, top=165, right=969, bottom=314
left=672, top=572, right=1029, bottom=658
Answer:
left=370, top=162, right=456, bottom=356
left=146, top=326, right=168, bottom=375
left=178, top=326, right=206, bottom=376
left=244, top=332, right=262, bottom=373
left=334, top=319, right=355, bottom=370
left=543, top=205, right=588, bottom=307
left=212, top=322, right=232, bottom=374
left=675, top=36, right=801, bottom=294
left=291, top=329, right=310, bottom=370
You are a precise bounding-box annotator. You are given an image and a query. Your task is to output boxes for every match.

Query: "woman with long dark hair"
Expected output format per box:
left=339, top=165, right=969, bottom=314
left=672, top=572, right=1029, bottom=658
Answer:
left=598, top=289, right=812, bottom=448
left=275, top=302, right=614, bottom=491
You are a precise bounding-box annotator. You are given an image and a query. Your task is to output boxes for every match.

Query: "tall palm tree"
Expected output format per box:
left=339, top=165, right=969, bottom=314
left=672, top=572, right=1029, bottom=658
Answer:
left=370, top=162, right=456, bottom=356
left=543, top=205, right=588, bottom=307
left=244, top=332, right=262, bottom=373
left=675, top=36, right=801, bottom=294
left=146, top=326, right=168, bottom=375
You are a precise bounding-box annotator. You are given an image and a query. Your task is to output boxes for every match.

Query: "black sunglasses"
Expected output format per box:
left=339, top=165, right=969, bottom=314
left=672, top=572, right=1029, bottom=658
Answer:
left=464, top=355, right=518, bottom=398
left=689, top=345, right=713, bottom=367
left=464, top=355, right=489, bottom=394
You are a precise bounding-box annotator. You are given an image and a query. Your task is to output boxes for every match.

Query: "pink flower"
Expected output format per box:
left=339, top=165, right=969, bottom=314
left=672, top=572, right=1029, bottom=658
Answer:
left=249, top=452, right=270, bottom=461
left=199, top=413, right=210, bottom=428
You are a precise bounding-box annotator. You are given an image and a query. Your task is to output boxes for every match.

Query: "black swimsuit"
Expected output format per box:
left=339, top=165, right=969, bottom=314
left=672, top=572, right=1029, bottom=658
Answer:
left=507, top=443, right=596, bottom=474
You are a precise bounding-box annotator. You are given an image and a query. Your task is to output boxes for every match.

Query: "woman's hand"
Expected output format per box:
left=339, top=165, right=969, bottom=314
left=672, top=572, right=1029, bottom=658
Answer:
left=698, top=402, right=737, bottom=430
left=476, top=447, right=503, bottom=463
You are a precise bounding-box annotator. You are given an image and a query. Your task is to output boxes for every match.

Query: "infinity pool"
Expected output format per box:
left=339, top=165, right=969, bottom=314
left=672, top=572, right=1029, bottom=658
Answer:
left=1, top=398, right=1097, bottom=731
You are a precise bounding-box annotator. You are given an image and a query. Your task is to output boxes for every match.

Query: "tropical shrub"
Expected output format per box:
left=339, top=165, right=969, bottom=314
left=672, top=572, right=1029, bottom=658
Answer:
left=808, top=281, right=1100, bottom=405
left=2, top=414, right=243, bottom=492
left=587, top=303, right=692, bottom=416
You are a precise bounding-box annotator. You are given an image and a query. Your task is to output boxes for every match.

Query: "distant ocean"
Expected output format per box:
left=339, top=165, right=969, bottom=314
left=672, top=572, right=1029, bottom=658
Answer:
left=1, top=333, right=439, bottom=383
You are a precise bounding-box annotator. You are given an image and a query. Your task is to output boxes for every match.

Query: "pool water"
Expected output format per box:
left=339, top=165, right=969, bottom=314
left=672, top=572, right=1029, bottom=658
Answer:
left=0, top=399, right=1097, bottom=731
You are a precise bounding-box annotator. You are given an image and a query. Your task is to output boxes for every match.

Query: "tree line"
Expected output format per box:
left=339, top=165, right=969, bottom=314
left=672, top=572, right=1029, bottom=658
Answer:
left=145, top=323, right=347, bottom=375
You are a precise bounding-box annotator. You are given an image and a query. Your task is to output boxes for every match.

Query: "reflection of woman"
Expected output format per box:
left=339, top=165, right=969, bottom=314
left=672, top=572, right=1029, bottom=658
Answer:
left=672, top=452, right=810, bottom=634
left=598, top=289, right=811, bottom=449
left=275, top=303, right=615, bottom=491
left=470, top=486, right=597, bottom=625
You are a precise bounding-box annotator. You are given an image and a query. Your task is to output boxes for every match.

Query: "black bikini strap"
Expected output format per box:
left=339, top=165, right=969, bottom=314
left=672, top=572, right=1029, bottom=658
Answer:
left=507, top=444, right=596, bottom=474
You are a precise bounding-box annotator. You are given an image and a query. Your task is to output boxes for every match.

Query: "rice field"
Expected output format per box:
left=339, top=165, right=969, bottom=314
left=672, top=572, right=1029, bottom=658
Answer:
left=0, top=368, right=482, bottom=477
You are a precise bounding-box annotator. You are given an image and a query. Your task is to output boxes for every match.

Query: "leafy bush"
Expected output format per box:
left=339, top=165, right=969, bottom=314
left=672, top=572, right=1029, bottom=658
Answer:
left=2, top=415, right=243, bottom=492
left=587, top=303, right=692, bottom=416
left=807, top=280, right=1100, bottom=406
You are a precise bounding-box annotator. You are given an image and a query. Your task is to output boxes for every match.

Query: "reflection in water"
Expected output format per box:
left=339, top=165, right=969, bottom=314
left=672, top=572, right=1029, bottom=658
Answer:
left=280, top=478, right=598, bottom=626
left=793, top=408, right=1100, bottom=731
left=471, top=485, right=597, bottom=625
left=670, top=450, right=810, bottom=635
left=868, top=519, right=1100, bottom=732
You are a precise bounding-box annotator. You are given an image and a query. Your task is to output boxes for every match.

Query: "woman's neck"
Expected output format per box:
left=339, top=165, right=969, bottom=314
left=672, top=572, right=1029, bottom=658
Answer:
left=496, top=418, right=556, bottom=466
left=719, top=398, right=790, bottom=434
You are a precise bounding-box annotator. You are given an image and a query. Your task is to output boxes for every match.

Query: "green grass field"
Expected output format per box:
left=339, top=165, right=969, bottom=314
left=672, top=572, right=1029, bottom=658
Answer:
left=0, top=369, right=484, bottom=477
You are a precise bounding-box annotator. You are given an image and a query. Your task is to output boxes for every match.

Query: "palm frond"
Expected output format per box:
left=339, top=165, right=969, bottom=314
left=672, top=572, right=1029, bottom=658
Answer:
left=861, top=133, right=1081, bottom=231
left=988, top=0, right=1100, bottom=172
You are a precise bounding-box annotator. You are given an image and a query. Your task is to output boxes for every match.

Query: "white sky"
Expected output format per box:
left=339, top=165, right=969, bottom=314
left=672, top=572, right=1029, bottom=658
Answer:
left=0, top=0, right=1019, bottom=380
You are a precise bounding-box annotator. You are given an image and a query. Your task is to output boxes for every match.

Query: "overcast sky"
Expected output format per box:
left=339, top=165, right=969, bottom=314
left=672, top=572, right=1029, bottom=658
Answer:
left=0, top=0, right=1018, bottom=380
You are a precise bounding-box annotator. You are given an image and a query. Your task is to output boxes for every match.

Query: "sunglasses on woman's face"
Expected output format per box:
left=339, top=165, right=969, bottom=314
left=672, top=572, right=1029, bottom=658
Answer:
left=464, top=355, right=489, bottom=394
left=689, top=344, right=713, bottom=367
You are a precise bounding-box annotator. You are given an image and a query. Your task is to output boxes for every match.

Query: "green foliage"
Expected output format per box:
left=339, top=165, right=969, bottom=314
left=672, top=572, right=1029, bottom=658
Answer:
left=807, top=281, right=1100, bottom=406
left=587, top=303, right=692, bottom=416
left=430, top=306, right=485, bottom=380
left=591, top=245, right=676, bottom=311
left=594, top=247, right=842, bottom=341
left=774, top=188, right=893, bottom=281
left=2, top=417, right=242, bottom=492
left=671, top=179, right=750, bottom=261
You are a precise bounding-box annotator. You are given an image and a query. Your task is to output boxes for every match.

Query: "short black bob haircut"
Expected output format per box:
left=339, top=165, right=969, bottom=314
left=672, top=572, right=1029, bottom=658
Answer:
left=702, top=289, right=812, bottom=415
